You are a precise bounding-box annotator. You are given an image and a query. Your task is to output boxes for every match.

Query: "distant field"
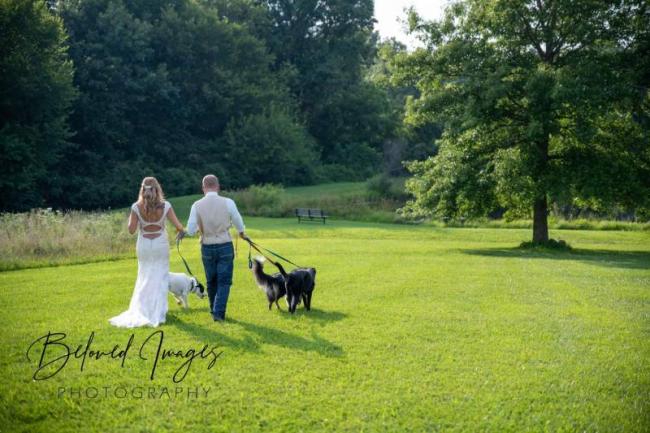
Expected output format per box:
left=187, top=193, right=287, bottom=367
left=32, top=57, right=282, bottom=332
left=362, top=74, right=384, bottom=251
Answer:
left=168, top=182, right=370, bottom=222
left=168, top=182, right=650, bottom=230
left=1, top=219, right=649, bottom=432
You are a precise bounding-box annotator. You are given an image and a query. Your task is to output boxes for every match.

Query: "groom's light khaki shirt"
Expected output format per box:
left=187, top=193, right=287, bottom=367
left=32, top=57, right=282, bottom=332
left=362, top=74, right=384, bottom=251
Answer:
left=186, top=191, right=245, bottom=244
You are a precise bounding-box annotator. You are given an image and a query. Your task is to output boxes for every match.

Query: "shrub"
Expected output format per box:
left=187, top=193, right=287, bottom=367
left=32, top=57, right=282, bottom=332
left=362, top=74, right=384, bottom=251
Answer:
left=227, top=184, right=286, bottom=217
left=224, top=108, right=319, bottom=187
left=366, top=174, right=409, bottom=201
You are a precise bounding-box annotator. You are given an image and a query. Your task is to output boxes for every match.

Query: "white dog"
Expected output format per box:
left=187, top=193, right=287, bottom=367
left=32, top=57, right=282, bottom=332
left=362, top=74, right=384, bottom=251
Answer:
left=168, top=272, right=205, bottom=308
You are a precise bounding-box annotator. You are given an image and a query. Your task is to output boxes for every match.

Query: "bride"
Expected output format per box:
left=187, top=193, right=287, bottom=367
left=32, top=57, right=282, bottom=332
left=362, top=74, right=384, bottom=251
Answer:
left=109, top=177, right=185, bottom=328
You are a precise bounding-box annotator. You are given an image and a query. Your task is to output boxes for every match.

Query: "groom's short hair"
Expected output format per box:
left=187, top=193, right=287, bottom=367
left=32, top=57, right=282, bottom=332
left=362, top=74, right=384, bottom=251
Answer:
left=202, top=174, right=219, bottom=189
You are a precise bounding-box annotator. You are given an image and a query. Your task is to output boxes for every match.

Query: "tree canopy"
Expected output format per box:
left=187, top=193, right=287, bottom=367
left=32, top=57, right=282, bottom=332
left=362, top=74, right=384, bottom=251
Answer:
left=0, top=0, right=76, bottom=211
left=1, top=0, right=406, bottom=211
left=398, top=0, right=650, bottom=241
left=56, top=0, right=311, bottom=208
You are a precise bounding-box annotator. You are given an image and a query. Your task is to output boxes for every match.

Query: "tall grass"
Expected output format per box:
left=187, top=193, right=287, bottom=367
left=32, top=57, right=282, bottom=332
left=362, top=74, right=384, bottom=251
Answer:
left=223, top=184, right=404, bottom=223
left=0, top=209, right=134, bottom=271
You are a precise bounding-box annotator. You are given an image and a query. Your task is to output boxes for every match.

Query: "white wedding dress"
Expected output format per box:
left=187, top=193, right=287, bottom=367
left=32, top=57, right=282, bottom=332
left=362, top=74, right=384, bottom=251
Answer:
left=109, top=201, right=171, bottom=328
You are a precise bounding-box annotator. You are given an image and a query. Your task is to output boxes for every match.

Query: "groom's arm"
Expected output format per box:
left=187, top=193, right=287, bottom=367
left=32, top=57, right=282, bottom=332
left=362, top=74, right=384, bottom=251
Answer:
left=185, top=204, right=199, bottom=236
left=227, top=199, right=247, bottom=240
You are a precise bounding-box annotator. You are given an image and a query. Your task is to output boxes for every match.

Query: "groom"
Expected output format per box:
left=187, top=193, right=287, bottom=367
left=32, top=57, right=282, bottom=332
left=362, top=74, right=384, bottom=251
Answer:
left=182, top=174, right=247, bottom=322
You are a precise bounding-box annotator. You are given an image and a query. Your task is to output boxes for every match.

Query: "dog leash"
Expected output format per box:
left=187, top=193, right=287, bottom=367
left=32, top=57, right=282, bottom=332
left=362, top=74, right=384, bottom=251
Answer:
left=247, top=241, right=276, bottom=269
left=176, top=237, right=198, bottom=278
left=245, top=238, right=301, bottom=269
left=178, top=233, right=298, bottom=273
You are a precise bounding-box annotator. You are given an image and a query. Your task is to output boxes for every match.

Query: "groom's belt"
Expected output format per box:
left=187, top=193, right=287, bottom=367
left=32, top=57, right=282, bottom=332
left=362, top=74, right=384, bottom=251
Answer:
left=201, top=240, right=232, bottom=247
left=200, top=233, right=232, bottom=245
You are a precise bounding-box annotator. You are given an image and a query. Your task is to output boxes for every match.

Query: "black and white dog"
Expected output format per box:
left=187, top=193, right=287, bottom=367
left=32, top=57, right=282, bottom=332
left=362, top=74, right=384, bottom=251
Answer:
left=274, top=262, right=317, bottom=314
left=168, top=272, right=205, bottom=308
left=251, top=257, right=286, bottom=310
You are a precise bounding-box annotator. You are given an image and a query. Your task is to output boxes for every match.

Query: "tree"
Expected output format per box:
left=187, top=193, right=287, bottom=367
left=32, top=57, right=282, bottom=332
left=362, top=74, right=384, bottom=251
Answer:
left=57, top=0, right=303, bottom=208
left=255, top=0, right=392, bottom=177
left=367, top=38, right=441, bottom=174
left=398, top=0, right=650, bottom=242
left=0, top=0, right=76, bottom=211
left=223, top=107, right=319, bottom=186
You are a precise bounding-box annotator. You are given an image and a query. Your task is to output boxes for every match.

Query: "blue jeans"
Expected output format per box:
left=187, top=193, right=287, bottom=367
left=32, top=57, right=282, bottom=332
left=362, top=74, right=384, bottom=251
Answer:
left=201, top=242, right=234, bottom=319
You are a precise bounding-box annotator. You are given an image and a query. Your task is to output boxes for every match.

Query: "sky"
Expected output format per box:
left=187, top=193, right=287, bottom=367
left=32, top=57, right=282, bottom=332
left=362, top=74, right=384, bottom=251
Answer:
left=374, top=0, right=449, bottom=48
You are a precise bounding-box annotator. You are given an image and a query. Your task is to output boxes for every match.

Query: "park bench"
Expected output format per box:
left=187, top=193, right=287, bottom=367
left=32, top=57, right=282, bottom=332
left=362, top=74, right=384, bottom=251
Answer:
left=295, top=208, right=328, bottom=224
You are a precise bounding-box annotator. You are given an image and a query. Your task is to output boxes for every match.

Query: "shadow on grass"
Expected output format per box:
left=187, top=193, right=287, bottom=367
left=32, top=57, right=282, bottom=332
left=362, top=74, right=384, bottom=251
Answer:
left=167, top=314, right=344, bottom=358
left=462, top=247, right=650, bottom=270
left=277, top=308, right=347, bottom=323
left=229, top=318, right=344, bottom=357
left=168, top=305, right=208, bottom=315
left=167, top=314, right=262, bottom=353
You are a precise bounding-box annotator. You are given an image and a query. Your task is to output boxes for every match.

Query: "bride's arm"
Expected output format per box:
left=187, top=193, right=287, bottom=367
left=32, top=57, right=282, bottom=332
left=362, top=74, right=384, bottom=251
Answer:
left=166, top=206, right=184, bottom=233
left=128, top=209, right=138, bottom=235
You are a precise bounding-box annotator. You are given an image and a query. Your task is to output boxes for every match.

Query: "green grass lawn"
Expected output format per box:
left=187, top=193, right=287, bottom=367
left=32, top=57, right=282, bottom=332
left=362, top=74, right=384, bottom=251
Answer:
left=1, top=218, right=648, bottom=432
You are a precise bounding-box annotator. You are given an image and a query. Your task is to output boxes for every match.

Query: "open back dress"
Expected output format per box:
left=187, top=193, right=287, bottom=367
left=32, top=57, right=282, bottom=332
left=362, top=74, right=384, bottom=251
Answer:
left=109, top=201, right=171, bottom=328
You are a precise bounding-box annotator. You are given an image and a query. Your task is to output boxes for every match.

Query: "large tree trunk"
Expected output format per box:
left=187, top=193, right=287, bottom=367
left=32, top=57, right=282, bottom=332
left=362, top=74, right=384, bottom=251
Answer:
left=532, top=195, right=549, bottom=243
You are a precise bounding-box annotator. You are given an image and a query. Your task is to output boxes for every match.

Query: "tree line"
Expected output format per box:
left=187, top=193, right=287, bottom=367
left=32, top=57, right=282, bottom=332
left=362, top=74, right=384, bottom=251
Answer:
left=2, top=0, right=648, bottom=244
left=1, top=0, right=419, bottom=211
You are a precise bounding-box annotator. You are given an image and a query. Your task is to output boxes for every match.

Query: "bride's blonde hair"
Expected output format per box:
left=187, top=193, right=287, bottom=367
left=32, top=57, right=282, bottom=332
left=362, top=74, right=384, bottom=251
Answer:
left=137, top=177, right=165, bottom=219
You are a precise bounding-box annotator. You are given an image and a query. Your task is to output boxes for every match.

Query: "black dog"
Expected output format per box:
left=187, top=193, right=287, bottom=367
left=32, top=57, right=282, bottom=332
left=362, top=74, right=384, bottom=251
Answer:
left=274, top=262, right=317, bottom=314
left=251, top=258, right=286, bottom=310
